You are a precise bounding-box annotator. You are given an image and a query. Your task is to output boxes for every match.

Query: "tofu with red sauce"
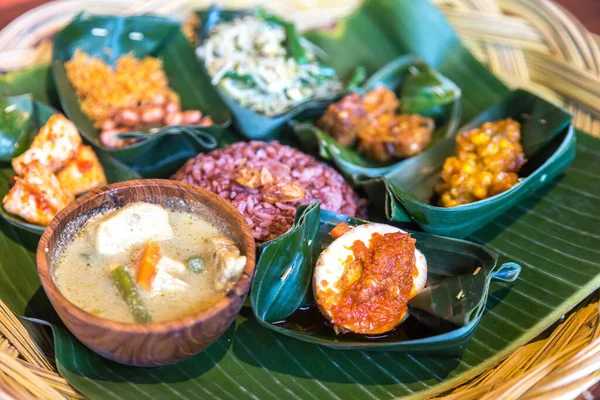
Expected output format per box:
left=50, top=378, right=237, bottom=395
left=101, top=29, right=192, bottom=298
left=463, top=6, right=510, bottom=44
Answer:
left=12, top=114, right=82, bottom=175
left=57, top=145, right=107, bottom=196
left=2, top=161, right=74, bottom=226
left=3, top=113, right=108, bottom=226
left=313, top=223, right=427, bottom=334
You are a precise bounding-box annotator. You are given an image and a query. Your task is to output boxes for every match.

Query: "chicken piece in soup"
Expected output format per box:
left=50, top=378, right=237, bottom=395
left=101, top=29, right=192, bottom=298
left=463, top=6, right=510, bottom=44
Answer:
left=53, top=202, right=246, bottom=323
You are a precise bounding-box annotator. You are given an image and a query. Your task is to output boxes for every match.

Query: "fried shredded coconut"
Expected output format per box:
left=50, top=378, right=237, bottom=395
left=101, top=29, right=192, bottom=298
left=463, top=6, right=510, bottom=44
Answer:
left=262, top=181, right=306, bottom=204
left=435, top=118, right=527, bottom=207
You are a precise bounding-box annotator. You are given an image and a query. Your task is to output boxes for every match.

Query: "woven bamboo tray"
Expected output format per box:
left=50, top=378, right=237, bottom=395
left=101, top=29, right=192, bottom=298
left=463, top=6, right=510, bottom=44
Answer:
left=0, top=0, right=599, bottom=398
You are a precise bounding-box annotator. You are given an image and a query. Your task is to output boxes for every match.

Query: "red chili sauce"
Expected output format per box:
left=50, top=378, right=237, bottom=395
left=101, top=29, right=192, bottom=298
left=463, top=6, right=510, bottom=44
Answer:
left=329, top=232, right=417, bottom=334
left=76, top=159, right=94, bottom=172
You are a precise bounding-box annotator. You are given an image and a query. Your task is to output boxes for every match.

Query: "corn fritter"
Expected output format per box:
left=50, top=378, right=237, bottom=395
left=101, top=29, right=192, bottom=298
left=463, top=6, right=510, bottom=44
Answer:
left=435, top=118, right=527, bottom=207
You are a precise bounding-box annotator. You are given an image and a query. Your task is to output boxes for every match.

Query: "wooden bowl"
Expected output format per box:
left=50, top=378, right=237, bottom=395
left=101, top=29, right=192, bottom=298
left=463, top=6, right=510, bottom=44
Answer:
left=36, top=179, right=256, bottom=367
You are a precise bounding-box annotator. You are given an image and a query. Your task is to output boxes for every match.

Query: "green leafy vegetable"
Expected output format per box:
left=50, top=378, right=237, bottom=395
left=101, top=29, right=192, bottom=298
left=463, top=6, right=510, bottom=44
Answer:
left=224, top=71, right=256, bottom=86
left=110, top=265, right=152, bottom=323
left=345, top=65, right=367, bottom=91
left=254, top=8, right=308, bottom=64
left=52, top=14, right=232, bottom=176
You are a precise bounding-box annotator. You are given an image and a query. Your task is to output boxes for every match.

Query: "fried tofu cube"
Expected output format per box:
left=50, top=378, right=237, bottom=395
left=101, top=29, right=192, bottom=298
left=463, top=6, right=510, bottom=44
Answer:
left=2, top=161, right=74, bottom=226
left=149, top=256, right=189, bottom=297
left=12, top=114, right=82, bottom=176
left=57, top=145, right=107, bottom=196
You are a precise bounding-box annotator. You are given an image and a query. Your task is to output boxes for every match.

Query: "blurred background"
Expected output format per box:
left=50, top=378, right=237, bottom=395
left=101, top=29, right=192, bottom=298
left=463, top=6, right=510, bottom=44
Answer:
left=1, top=0, right=599, bottom=33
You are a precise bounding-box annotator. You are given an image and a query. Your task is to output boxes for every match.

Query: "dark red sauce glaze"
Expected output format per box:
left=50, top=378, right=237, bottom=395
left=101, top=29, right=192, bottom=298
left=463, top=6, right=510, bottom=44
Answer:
left=329, top=232, right=417, bottom=334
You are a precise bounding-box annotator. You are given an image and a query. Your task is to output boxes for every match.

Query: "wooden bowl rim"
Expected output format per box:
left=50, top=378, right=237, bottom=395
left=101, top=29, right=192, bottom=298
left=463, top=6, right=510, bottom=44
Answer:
left=36, top=179, right=256, bottom=334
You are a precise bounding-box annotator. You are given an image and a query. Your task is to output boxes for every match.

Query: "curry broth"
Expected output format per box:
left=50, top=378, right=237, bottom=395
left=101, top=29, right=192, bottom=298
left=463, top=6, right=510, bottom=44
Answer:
left=53, top=208, right=228, bottom=323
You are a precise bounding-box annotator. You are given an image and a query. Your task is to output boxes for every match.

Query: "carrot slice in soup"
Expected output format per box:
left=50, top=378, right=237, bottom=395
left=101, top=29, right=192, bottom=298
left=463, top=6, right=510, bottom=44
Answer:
left=136, top=242, right=161, bottom=292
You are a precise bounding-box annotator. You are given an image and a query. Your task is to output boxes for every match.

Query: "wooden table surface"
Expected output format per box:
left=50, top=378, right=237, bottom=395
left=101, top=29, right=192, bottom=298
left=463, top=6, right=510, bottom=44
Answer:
left=0, top=0, right=598, bottom=399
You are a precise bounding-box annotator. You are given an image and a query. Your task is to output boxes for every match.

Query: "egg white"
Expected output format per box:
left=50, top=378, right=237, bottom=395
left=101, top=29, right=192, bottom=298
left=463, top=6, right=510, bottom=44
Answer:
left=313, top=223, right=428, bottom=326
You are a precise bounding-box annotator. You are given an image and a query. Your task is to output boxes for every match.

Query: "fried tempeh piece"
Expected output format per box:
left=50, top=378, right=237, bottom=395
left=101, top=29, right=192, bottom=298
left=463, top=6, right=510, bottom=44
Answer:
left=361, top=86, right=400, bottom=117
left=317, top=93, right=367, bottom=147
left=12, top=114, right=82, bottom=175
left=3, top=161, right=74, bottom=226
left=57, top=145, right=107, bottom=196
left=357, top=113, right=434, bottom=162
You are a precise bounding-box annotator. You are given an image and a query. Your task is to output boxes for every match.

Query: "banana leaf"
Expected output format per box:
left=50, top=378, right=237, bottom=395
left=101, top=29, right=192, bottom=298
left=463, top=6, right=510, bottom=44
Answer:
left=361, top=89, right=575, bottom=238
left=0, top=64, right=57, bottom=105
left=0, top=94, right=33, bottom=161
left=194, top=7, right=357, bottom=140
left=251, top=202, right=520, bottom=353
left=304, top=0, right=509, bottom=123
left=293, top=55, right=461, bottom=177
left=1, top=129, right=598, bottom=399
left=0, top=97, right=141, bottom=235
left=52, top=14, right=231, bottom=176
left=0, top=0, right=599, bottom=399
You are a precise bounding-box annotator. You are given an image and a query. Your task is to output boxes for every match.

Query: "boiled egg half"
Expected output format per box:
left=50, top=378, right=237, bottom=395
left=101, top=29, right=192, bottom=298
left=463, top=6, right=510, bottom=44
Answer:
left=313, top=223, right=427, bottom=334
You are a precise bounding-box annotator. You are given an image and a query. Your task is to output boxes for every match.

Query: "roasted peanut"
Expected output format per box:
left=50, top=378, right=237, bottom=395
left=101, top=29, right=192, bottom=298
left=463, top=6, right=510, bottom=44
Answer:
left=115, top=109, right=139, bottom=127
left=164, top=112, right=184, bottom=126
left=165, top=102, right=181, bottom=114
left=151, top=93, right=166, bottom=106
left=101, top=119, right=116, bottom=131
left=181, top=110, right=203, bottom=125
left=100, top=128, right=132, bottom=149
left=260, top=167, right=274, bottom=186
left=199, top=116, right=214, bottom=127
left=140, top=106, right=166, bottom=124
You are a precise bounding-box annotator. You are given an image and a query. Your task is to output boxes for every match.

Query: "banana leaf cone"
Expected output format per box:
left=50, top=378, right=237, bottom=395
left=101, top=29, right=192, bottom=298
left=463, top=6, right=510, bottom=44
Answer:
left=194, top=6, right=363, bottom=140
left=52, top=13, right=232, bottom=176
left=250, top=202, right=521, bottom=353
left=361, top=89, right=576, bottom=238
left=293, top=55, right=461, bottom=178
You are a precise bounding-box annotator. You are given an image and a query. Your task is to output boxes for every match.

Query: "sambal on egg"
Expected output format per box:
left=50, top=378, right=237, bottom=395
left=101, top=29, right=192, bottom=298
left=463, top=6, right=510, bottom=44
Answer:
left=313, top=222, right=427, bottom=335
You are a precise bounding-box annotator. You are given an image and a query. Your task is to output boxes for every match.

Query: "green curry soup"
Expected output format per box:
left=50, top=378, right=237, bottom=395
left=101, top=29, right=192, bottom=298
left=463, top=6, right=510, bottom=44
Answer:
left=53, top=202, right=246, bottom=324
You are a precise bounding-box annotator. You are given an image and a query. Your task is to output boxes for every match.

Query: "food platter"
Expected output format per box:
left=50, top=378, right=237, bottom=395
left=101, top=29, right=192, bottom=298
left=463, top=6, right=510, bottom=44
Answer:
left=0, top=0, right=599, bottom=399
